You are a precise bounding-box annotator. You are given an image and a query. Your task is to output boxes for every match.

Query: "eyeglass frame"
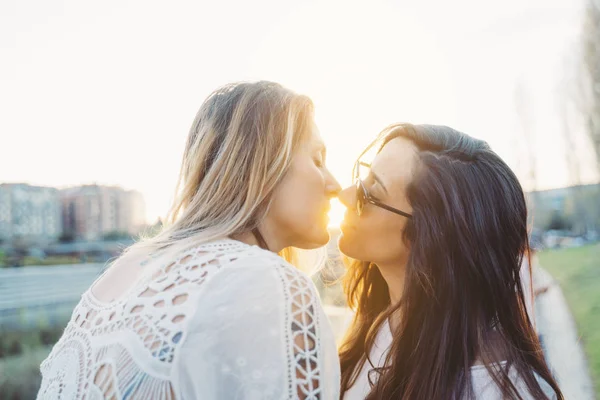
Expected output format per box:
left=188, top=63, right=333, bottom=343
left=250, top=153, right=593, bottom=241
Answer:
left=354, top=161, right=413, bottom=219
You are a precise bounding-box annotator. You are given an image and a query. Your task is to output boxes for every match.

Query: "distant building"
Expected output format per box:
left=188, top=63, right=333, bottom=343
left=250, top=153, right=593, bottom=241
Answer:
left=0, top=183, right=62, bottom=243
left=60, top=185, right=146, bottom=241
left=528, top=183, right=600, bottom=234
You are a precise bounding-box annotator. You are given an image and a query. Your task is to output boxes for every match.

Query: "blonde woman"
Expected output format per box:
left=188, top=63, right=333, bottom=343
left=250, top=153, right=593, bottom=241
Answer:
left=37, top=81, right=342, bottom=399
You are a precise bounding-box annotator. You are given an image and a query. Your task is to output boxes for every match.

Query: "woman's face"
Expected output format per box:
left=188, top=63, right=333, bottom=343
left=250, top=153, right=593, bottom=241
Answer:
left=338, top=137, right=419, bottom=266
left=266, top=122, right=341, bottom=249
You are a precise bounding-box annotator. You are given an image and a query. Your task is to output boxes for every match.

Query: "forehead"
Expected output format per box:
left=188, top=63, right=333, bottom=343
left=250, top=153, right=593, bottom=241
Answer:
left=306, top=121, right=325, bottom=149
left=371, top=137, right=419, bottom=191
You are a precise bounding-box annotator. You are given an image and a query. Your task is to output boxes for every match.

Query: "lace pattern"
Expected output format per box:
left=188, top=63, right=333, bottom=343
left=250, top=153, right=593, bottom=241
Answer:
left=36, top=239, right=339, bottom=399
left=276, top=262, right=323, bottom=399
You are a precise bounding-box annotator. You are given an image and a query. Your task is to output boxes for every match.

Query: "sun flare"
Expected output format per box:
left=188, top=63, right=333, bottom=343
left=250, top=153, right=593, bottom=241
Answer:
left=328, top=198, right=346, bottom=228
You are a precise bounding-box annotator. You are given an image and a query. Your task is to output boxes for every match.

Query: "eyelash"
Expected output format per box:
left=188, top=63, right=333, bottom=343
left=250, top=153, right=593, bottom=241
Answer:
left=365, top=179, right=380, bottom=199
left=367, top=187, right=379, bottom=200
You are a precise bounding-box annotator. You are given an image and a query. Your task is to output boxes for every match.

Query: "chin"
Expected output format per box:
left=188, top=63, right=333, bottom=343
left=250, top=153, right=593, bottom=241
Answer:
left=297, top=228, right=330, bottom=249
left=292, top=229, right=331, bottom=250
left=338, top=235, right=370, bottom=265
left=337, top=231, right=357, bottom=258
left=313, top=228, right=331, bottom=247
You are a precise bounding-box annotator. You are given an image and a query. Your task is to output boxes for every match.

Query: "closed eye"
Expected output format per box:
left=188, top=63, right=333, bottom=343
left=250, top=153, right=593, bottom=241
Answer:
left=366, top=182, right=384, bottom=201
left=314, top=151, right=326, bottom=168
left=364, top=175, right=381, bottom=198
left=368, top=190, right=382, bottom=202
left=368, top=170, right=388, bottom=195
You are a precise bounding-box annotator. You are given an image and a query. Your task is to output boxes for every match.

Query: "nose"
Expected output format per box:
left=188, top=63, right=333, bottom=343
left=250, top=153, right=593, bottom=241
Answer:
left=338, top=185, right=355, bottom=209
left=325, top=168, right=342, bottom=199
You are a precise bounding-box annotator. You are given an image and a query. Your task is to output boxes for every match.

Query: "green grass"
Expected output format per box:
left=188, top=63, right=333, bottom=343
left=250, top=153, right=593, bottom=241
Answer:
left=0, top=325, right=66, bottom=399
left=23, top=255, right=86, bottom=266
left=539, top=243, right=600, bottom=399
left=1, top=255, right=94, bottom=268
left=0, top=345, right=53, bottom=399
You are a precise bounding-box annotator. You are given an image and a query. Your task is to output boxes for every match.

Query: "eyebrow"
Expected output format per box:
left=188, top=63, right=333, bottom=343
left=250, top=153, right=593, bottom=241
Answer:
left=360, top=161, right=388, bottom=195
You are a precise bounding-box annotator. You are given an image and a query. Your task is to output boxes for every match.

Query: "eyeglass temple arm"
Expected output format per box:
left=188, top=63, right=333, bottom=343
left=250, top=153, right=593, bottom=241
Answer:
left=367, top=198, right=413, bottom=219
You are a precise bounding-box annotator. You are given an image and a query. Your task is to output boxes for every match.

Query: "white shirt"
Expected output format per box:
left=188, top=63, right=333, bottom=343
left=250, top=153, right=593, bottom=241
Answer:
left=36, top=239, right=340, bottom=399
left=343, top=319, right=556, bottom=400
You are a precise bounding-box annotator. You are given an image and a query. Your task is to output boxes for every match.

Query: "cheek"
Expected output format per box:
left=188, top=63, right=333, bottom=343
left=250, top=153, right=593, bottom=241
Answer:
left=291, top=165, right=326, bottom=215
left=270, top=162, right=326, bottom=225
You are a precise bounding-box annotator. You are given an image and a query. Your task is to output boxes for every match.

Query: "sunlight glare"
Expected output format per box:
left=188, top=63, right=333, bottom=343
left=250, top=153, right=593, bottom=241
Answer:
left=328, top=198, right=347, bottom=228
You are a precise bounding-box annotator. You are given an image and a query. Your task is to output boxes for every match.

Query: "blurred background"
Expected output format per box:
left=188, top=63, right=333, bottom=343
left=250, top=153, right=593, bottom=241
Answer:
left=1, top=0, right=599, bottom=398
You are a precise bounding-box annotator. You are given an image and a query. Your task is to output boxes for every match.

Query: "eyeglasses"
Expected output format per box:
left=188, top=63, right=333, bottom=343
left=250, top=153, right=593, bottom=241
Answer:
left=354, top=161, right=413, bottom=219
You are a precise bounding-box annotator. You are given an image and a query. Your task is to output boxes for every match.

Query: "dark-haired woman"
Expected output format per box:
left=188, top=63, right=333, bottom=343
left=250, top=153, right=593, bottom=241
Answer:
left=338, top=123, right=562, bottom=399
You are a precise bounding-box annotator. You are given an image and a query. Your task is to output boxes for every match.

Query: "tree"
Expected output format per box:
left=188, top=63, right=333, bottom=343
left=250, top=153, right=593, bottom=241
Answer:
left=547, top=210, right=572, bottom=231
left=579, top=0, right=600, bottom=173
left=556, top=62, right=591, bottom=235
left=514, top=79, right=538, bottom=192
left=514, top=80, right=544, bottom=231
left=102, top=231, right=131, bottom=241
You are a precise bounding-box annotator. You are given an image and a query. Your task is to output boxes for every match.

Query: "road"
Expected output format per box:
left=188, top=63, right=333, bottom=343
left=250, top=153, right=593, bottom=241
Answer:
left=0, top=264, right=105, bottom=330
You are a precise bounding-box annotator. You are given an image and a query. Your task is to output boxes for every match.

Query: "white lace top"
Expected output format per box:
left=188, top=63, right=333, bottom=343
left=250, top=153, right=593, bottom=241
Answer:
left=36, top=239, right=341, bottom=400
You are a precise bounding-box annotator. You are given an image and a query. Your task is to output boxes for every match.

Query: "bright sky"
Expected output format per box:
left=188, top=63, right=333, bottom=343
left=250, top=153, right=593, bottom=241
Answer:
left=1, top=0, right=596, bottom=227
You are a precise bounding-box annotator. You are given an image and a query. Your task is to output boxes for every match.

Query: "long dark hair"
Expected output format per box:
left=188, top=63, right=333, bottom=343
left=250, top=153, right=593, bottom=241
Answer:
left=339, top=124, right=563, bottom=399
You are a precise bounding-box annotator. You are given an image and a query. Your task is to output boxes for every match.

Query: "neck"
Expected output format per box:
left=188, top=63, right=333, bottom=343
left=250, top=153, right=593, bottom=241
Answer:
left=376, top=261, right=406, bottom=332
left=231, top=221, right=288, bottom=253
left=377, top=260, right=406, bottom=308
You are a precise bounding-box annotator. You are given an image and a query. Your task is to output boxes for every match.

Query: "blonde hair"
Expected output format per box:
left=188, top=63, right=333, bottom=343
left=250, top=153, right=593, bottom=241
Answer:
left=117, top=81, right=319, bottom=272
